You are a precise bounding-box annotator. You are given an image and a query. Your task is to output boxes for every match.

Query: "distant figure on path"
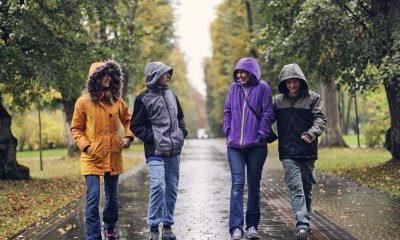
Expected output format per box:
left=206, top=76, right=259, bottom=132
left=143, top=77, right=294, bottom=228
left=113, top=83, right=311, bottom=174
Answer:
left=223, top=57, right=274, bottom=240
left=274, top=63, right=327, bottom=240
left=71, top=61, right=134, bottom=240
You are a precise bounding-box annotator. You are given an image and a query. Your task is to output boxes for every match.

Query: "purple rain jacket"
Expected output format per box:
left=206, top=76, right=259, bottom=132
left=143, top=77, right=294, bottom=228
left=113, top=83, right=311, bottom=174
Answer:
left=223, top=58, right=274, bottom=149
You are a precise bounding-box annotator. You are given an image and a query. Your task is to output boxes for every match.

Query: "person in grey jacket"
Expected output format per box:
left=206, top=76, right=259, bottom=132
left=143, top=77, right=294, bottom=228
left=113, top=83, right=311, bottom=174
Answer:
left=130, top=62, right=187, bottom=240
left=274, top=63, right=327, bottom=240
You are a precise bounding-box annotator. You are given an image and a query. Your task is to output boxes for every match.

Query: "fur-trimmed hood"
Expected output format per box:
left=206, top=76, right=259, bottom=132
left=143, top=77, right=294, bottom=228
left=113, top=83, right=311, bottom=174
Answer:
left=85, top=61, right=123, bottom=102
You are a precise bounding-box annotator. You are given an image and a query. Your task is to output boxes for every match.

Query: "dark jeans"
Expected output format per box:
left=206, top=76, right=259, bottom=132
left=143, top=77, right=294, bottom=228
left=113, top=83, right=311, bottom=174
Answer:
left=227, top=146, right=267, bottom=235
left=85, top=172, right=119, bottom=240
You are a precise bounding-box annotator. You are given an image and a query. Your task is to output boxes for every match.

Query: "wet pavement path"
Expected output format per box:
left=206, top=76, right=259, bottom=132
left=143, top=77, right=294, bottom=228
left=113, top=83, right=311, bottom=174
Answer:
left=15, top=139, right=400, bottom=239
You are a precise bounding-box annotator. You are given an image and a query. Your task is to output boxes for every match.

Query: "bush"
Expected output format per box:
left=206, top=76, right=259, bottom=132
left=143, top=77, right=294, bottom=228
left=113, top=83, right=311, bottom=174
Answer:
left=362, top=121, right=387, bottom=147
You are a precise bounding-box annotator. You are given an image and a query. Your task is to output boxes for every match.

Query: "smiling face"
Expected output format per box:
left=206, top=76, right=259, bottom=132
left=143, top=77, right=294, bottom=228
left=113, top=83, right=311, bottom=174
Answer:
left=285, top=78, right=301, bottom=97
left=157, top=73, right=171, bottom=87
left=236, top=69, right=249, bottom=85
left=100, top=74, right=111, bottom=89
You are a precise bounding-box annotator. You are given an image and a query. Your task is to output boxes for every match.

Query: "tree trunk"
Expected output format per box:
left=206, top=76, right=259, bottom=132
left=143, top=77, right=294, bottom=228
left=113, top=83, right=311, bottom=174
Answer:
left=384, top=80, right=400, bottom=160
left=0, top=100, right=29, bottom=180
left=344, top=95, right=352, bottom=134
left=62, top=99, right=78, bottom=157
left=244, top=0, right=258, bottom=58
left=319, top=81, right=348, bottom=147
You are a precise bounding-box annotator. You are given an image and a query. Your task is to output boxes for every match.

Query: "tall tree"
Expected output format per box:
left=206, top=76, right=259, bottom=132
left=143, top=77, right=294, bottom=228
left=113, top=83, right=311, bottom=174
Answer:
left=205, top=0, right=253, bottom=136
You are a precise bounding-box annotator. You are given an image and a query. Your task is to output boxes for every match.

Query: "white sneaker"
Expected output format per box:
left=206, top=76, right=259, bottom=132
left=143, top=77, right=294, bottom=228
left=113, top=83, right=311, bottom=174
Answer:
left=231, top=228, right=242, bottom=240
left=247, top=226, right=260, bottom=239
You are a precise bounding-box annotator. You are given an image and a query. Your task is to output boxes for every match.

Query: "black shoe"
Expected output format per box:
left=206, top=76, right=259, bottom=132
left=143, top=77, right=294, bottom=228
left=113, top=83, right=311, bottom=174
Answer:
left=162, top=225, right=177, bottom=240
left=148, top=229, right=159, bottom=240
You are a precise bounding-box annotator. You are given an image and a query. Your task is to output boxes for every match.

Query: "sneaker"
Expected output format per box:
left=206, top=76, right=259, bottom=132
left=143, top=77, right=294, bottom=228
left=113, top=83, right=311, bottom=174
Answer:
left=247, top=226, right=260, bottom=239
left=162, top=225, right=177, bottom=240
left=148, top=229, right=159, bottom=240
left=104, top=229, right=117, bottom=239
left=295, top=228, right=309, bottom=240
left=231, top=228, right=242, bottom=240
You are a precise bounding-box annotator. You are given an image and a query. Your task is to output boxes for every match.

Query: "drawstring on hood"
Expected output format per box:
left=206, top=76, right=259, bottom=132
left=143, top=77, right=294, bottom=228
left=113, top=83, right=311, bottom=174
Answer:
left=85, top=60, right=123, bottom=103
left=233, top=57, right=261, bottom=86
left=278, top=63, right=309, bottom=94
left=145, top=62, right=173, bottom=90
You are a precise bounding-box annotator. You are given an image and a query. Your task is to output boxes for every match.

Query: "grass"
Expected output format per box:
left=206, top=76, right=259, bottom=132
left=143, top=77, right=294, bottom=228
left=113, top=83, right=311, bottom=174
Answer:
left=317, top=147, right=400, bottom=196
left=342, top=134, right=362, bottom=147
left=1, top=144, right=144, bottom=239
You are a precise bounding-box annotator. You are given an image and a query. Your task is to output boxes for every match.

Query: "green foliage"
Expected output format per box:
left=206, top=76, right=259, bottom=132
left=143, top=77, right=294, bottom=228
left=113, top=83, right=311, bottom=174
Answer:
left=362, top=121, right=386, bottom=147
left=205, top=0, right=253, bottom=136
left=11, top=109, right=66, bottom=150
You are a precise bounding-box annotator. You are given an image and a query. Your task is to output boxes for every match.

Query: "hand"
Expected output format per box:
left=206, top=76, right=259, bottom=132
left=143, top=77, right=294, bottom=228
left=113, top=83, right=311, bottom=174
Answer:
left=120, top=137, right=132, bottom=148
left=301, top=133, right=312, bottom=143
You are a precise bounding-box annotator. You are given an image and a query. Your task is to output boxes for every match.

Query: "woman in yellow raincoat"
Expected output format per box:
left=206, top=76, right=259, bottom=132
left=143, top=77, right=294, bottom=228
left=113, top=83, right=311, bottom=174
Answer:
left=71, top=60, right=134, bottom=239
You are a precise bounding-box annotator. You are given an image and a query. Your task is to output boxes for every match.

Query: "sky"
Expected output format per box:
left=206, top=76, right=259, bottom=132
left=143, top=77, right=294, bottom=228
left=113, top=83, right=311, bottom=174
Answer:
left=173, top=0, right=223, bottom=96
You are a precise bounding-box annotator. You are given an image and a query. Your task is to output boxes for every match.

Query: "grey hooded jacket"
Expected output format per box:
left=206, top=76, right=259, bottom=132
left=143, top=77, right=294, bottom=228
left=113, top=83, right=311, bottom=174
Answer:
left=274, top=63, right=327, bottom=161
left=130, top=62, right=187, bottom=159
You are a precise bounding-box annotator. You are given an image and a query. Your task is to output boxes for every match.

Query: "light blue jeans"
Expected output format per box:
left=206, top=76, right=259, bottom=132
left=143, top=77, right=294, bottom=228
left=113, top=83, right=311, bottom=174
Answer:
left=147, top=155, right=180, bottom=227
left=281, top=159, right=316, bottom=231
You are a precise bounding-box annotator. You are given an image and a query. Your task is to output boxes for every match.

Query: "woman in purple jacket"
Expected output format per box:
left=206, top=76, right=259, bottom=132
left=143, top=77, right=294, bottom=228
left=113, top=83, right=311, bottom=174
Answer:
left=223, top=57, right=274, bottom=239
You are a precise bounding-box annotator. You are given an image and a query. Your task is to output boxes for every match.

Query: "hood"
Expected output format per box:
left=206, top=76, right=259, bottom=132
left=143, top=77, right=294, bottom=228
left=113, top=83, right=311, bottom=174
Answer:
left=85, top=60, right=123, bottom=102
left=278, top=63, right=309, bottom=94
left=145, top=62, right=173, bottom=89
left=233, top=57, right=261, bottom=85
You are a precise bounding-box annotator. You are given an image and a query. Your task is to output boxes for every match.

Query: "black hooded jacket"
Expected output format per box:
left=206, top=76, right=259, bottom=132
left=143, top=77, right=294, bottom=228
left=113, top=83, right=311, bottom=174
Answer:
left=274, top=63, right=327, bottom=161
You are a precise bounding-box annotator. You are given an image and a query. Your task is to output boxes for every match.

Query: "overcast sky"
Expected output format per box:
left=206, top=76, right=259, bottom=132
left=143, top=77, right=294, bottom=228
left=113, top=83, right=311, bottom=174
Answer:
left=173, top=0, right=223, bottom=96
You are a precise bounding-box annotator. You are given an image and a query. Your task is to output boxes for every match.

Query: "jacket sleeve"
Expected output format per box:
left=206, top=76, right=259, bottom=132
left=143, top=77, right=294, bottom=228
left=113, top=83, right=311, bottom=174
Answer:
left=306, top=93, right=327, bottom=141
left=71, top=98, right=91, bottom=151
left=223, top=86, right=232, bottom=137
left=118, top=99, right=135, bottom=139
left=130, top=98, right=154, bottom=143
left=257, top=83, right=274, bottom=140
left=175, top=95, right=188, bottom=138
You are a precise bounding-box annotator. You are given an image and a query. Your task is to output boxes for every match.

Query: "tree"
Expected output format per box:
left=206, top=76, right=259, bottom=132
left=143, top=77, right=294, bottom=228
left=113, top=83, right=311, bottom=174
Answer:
left=205, top=0, right=253, bottom=136
left=253, top=0, right=348, bottom=147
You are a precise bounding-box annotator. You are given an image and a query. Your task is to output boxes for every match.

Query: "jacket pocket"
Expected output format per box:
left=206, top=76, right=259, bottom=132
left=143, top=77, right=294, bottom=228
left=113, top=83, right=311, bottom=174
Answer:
left=110, top=135, right=122, bottom=153
left=88, top=139, right=105, bottom=159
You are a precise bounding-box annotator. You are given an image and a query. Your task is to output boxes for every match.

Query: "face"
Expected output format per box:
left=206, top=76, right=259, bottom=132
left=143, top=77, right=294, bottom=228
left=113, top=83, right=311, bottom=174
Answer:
left=157, top=73, right=171, bottom=87
left=100, top=74, right=111, bottom=89
left=236, top=70, right=249, bottom=85
left=285, top=78, right=301, bottom=96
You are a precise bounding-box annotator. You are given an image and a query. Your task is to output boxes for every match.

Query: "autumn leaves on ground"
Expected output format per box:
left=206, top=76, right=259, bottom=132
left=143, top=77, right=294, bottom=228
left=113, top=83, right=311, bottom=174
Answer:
left=0, top=152, right=142, bottom=240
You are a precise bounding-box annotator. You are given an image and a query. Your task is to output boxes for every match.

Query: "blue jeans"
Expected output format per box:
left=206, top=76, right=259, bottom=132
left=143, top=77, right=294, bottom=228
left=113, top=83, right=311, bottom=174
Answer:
left=227, top=146, right=267, bottom=235
left=85, top=173, right=119, bottom=240
left=147, top=155, right=180, bottom=227
left=281, top=159, right=316, bottom=230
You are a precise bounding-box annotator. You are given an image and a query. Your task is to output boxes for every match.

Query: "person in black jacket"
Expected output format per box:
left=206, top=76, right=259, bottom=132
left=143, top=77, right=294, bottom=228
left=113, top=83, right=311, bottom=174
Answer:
left=274, top=63, right=327, bottom=240
left=130, top=62, right=187, bottom=240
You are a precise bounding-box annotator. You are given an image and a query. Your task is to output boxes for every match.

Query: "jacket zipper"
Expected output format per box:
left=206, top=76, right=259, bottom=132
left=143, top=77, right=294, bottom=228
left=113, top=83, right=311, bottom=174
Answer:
left=240, top=87, right=247, bottom=146
left=162, top=89, right=174, bottom=155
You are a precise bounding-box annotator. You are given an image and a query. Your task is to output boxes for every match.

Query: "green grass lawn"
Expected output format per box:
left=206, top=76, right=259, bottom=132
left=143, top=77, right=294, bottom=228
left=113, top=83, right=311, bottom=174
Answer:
left=317, top=147, right=400, bottom=196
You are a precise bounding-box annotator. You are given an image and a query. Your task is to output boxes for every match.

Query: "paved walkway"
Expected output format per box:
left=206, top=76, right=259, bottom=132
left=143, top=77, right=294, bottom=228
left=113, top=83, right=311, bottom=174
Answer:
left=14, top=139, right=400, bottom=240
